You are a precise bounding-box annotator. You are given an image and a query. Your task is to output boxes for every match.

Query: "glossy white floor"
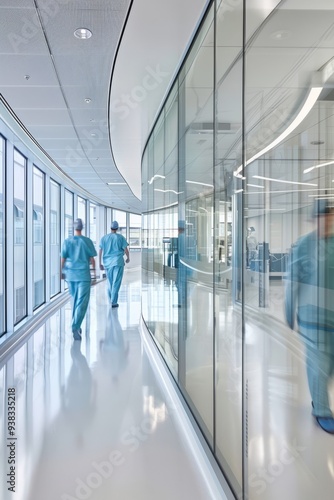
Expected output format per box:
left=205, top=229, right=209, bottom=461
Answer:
left=0, top=268, right=227, bottom=500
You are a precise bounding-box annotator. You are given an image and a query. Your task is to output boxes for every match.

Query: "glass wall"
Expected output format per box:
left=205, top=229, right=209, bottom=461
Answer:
left=77, top=196, right=86, bottom=234
left=129, top=213, right=141, bottom=248
left=33, top=167, right=45, bottom=309
left=89, top=203, right=97, bottom=246
left=113, top=209, right=127, bottom=237
left=142, top=0, right=334, bottom=498
left=50, top=180, right=60, bottom=297
left=14, top=150, right=26, bottom=324
left=64, top=189, right=74, bottom=238
left=0, top=136, right=4, bottom=335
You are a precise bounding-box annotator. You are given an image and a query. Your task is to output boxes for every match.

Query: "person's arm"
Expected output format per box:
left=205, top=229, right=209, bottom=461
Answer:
left=61, top=257, right=66, bottom=279
left=284, top=244, right=299, bottom=329
left=125, top=246, right=130, bottom=264
left=90, top=256, right=96, bottom=282
left=99, top=248, right=104, bottom=270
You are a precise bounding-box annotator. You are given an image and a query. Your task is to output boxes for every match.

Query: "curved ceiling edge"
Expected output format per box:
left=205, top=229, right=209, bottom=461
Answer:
left=109, top=0, right=210, bottom=201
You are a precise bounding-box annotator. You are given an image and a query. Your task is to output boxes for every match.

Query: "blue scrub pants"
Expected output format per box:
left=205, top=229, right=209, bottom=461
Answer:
left=106, top=265, right=124, bottom=305
left=305, top=342, right=334, bottom=418
left=68, top=280, right=91, bottom=332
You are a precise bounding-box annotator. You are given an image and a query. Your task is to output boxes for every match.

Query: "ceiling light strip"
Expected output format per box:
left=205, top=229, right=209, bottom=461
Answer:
left=234, top=86, right=323, bottom=178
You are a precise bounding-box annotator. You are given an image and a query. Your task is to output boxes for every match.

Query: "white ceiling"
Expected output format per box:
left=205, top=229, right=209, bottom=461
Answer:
left=0, top=0, right=209, bottom=213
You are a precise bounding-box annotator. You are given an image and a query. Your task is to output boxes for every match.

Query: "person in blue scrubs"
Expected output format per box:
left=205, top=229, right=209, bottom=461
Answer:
left=99, top=220, right=130, bottom=307
left=61, top=218, right=97, bottom=340
left=285, top=200, right=334, bottom=433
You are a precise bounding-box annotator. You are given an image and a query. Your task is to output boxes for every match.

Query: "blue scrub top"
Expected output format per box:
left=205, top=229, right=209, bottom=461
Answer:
left=99, top=233, right=129, bottom=268
left=61, top=235, right=97, bottom=281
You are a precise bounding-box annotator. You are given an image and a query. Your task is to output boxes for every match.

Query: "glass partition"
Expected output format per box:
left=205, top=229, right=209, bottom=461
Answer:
left=112, top=209, right=126, bottom=237
left=89, top=203, right=97, bottom=245
left=33, top=167, right=45, bottom=309
left=129, top=213, right=141, bottom=248
left=50, top=179, right=60, bottom=297
left=64, top=189, right=73, bottom=238
left=77, top=196, right=86, bottom=234
left=244, top=1, right=334, bottom=498
left=14, top=149, right=26, bottom=324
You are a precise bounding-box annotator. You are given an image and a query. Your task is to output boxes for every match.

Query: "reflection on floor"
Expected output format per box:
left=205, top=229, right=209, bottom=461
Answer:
left=0, top=269, right=216, bottom=500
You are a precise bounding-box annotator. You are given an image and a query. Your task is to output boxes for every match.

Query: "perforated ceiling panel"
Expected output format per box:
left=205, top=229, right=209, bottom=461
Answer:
left=0, top=0, right=141, bottom=213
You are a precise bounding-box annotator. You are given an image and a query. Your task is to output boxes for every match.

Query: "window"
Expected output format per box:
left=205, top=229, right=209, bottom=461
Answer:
left=13, top=149, right=26, bottom=324
left=33, top=167, right=45, bottom=309
left=50, top=180, right=60, bottom=297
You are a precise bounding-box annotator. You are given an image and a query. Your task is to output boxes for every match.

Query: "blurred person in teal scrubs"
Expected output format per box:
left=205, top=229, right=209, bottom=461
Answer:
left=61, top=218, right=97, bottom=340
left=99, top=221, right=130, bottom=307
left=285, top=200, right=334, bottom=434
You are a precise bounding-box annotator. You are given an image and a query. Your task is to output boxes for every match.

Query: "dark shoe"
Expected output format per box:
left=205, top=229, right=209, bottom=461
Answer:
left=112, top=303, right=119, bottom=308
left=316, top=417, right=334, bottom=434
left=73, top=330, right=82, bottom=341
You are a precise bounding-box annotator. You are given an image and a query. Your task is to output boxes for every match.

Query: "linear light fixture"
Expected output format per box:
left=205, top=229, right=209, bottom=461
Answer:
left=148, top=174, right=165, bottom=184
left=253, top=175, right=317, bottom=187
left=234, top=85, right=323, bottom=178
left=303, top=159, right=334, bottom=174
left=309, top=194, right=334, bottom=197
left=154, top=189, right=183, bottom=195
left=247, top=183, right=265, bottom=188
left=107, top=182, right=126, bottom=185
left=186, top=180, right=214, bottom=187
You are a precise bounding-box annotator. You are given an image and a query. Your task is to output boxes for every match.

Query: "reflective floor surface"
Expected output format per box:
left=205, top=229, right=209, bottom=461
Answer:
left=0, top=268, right=218, bottom=500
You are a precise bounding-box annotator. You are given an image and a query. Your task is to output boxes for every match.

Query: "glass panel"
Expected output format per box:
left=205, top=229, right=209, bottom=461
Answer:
left=245, top=1, right=334, bottom=498
left=77, top=196, right=86, bottom=235
left=112, top=209, right=126, bottom=236
left=214, top=0, right=244, bottom=497
left=14, top=149, right=26, bottom=324
left=64, top=189, right=73, bottom=238
left=129, top=213, right=141, bottom=248
left=89, top=203, right=97, bottom=246
left=50, top=180, right=60, bottom=297
left=0, top=136, right=4, bottom=335
left=33, top=167, right=45, bottom=309
left=64, top=190, right=74, bottom=291
left=179, top=7, right=215, bottom=445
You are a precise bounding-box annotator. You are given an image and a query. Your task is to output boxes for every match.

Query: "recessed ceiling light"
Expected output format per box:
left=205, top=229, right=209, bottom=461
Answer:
left=74, top=28, right=92, bottom=39
left=84, top=98, right=91, bottom=103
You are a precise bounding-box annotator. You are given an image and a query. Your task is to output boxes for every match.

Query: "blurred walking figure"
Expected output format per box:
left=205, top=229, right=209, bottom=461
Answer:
left=99, top=221, right=130, bottom=307
left=285, top=200, right=334, bottom=433
left=61, top=218, right=97, bottom=341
